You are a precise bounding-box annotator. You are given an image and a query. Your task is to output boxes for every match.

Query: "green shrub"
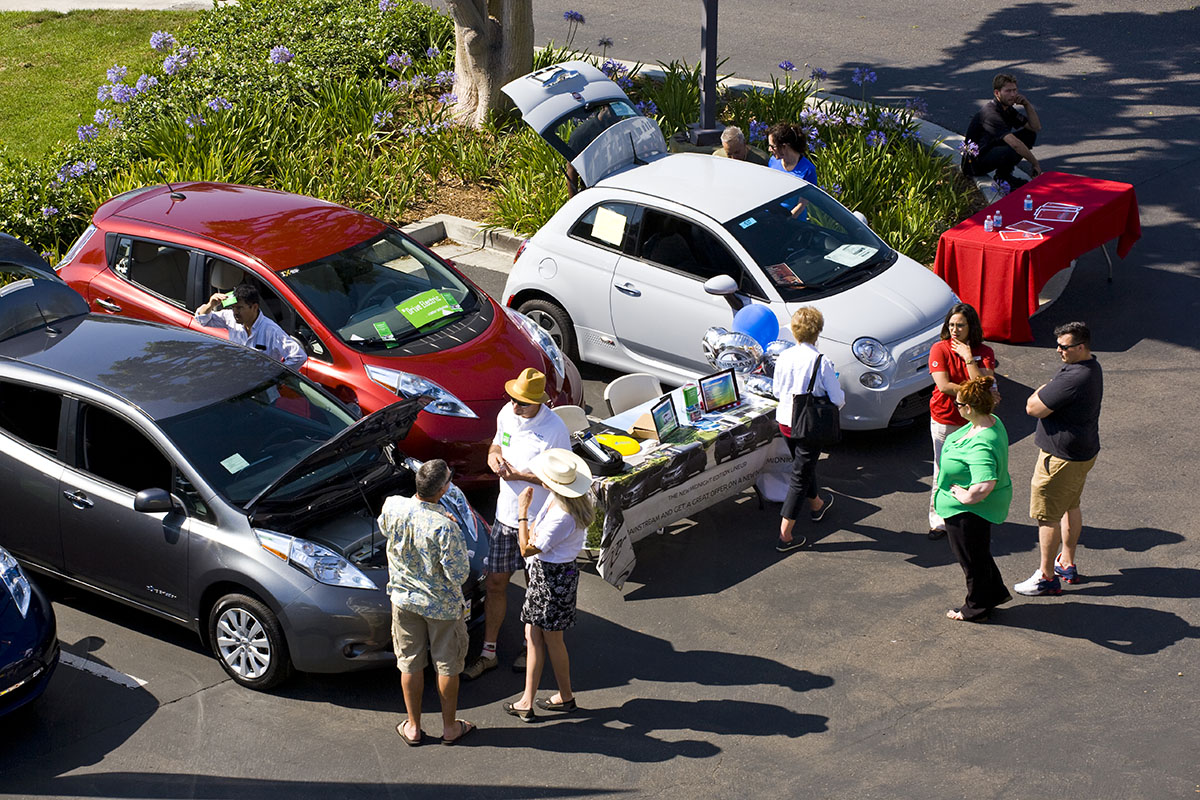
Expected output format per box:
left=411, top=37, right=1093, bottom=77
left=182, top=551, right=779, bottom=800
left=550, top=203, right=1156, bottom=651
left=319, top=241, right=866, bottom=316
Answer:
left=486, top=129, right=570, bottom=236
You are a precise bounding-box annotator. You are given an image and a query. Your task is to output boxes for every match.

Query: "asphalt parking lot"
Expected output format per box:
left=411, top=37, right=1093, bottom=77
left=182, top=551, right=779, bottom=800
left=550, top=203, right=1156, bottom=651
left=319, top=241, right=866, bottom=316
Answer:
left=3, top=1, right=1199, bottom=797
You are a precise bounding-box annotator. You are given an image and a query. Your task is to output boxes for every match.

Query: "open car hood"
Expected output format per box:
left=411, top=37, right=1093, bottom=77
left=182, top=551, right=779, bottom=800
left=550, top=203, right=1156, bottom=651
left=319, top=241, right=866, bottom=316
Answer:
left=245, top=396, right=427, bottom=512
left=0, top=234, right=59, bottom=282
left=0, top=278, right=89, bottom=343
left=502, top=60, right=668, bottom=187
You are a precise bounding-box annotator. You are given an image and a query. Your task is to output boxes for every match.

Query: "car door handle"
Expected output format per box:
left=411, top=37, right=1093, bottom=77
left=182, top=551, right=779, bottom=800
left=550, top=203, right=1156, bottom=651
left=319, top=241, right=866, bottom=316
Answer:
left=615, top=282, right=641, bottom=297
left=95, top=298, right=122, bottom=313
left=63, top=490, right=94, bottom=509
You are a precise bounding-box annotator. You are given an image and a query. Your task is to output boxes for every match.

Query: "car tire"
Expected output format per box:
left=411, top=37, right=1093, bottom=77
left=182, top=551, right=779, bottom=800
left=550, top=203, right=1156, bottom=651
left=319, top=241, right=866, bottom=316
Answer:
left=518, top=298, right=577, bottom=362
left=208, top=593, right=293, bottom=691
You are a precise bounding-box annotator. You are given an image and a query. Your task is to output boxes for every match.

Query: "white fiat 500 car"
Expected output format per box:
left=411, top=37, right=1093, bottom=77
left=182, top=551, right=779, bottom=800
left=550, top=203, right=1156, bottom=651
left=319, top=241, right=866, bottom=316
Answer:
left=500, top=61, right=958, bottom=429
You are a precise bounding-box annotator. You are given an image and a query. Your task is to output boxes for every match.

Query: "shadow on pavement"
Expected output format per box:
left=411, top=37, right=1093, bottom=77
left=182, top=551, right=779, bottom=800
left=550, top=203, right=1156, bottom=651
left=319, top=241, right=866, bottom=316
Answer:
left=996, top=601, right=1199, bottom=655
left=1066, top=566, right=1200, bottom=599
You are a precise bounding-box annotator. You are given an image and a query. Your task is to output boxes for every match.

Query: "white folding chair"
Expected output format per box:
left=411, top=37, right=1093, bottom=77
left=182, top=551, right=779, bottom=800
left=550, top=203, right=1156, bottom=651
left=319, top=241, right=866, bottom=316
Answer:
left=603, top=373, right=664, bottom=416
left=552, top=404, right=590, bottom=434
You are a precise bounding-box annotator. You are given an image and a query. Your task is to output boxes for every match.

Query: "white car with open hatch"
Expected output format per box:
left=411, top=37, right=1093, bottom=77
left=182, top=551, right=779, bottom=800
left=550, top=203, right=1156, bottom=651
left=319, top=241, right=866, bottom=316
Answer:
left=500, top=61, right=958, bottom=429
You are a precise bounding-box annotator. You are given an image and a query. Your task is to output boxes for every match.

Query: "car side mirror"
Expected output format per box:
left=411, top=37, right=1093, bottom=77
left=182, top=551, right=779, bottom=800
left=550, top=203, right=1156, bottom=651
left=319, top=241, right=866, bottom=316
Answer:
left=134, top=488, right=183, bottom=514
left=702, top=274, right=746, bottom=313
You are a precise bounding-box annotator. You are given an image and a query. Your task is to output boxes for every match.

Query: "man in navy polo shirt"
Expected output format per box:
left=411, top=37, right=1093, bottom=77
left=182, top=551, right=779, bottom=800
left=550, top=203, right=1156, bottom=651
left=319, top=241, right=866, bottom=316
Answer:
left=962, top=73, right=1044, bottom=189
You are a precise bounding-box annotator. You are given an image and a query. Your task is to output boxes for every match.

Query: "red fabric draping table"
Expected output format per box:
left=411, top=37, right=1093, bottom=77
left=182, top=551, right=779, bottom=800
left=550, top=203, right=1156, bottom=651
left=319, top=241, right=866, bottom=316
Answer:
left=932, top=171, right=1140, bottom=343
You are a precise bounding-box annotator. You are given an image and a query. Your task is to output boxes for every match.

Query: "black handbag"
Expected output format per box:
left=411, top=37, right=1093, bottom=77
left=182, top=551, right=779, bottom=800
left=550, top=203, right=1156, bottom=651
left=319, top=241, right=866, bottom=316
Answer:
left=791, top=354, right=841, bottom=447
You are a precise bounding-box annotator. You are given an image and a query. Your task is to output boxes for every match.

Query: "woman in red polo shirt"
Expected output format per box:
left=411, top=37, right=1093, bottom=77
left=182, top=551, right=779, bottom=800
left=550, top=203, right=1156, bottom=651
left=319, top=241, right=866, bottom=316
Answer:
left=928, top=303, right=997, bottom=540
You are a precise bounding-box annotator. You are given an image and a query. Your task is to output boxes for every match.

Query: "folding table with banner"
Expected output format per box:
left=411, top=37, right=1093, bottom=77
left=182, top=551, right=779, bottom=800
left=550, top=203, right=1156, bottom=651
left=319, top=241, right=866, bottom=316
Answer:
left=933, top=171, right=1140, bottom=343
left=584, top=387, right=789, bottom=589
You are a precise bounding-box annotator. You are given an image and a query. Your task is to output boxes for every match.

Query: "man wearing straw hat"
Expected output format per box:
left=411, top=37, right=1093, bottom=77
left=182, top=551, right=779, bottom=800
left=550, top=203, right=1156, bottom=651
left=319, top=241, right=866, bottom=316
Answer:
left=461, top=368, right=570, bottom=680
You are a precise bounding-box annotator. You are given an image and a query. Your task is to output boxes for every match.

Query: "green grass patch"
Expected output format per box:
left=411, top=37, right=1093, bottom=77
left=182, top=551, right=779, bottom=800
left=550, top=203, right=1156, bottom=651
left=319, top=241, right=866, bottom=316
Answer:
left=0, top=10, right=196, bottom=159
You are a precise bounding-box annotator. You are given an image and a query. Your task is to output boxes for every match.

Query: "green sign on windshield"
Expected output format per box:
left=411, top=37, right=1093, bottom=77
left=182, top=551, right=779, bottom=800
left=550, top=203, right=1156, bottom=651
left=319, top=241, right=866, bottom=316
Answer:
left=396, top=290, right=462, bottom=329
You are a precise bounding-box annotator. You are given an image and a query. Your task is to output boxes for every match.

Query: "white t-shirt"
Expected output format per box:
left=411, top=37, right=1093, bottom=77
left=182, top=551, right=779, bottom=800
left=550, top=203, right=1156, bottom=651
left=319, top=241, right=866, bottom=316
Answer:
left=773, top=341, right=846, bottom=427
left=529, top=500, right=586, bottom=564
left=492, top=404, right=570, bottom=527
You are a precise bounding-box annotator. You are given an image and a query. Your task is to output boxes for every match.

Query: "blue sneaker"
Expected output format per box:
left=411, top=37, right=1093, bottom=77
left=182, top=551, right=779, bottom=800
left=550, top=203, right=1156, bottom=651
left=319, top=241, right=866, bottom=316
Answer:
left=1014, top=570, right=1062, bottom=596
left=1054, top=556, right=1080, bottom=584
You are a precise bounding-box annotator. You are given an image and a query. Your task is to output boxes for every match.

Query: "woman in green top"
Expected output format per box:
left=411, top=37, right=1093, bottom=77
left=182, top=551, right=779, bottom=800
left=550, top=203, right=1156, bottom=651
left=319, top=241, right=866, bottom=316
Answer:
left=934, top=376, right=1013, bottom=621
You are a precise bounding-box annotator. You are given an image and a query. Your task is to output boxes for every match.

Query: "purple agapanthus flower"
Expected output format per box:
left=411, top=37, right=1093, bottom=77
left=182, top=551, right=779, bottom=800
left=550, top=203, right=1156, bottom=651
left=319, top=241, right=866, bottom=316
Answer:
left=748, top=119, right=768, bottom=143
left=959, top=139, right=980, bottom=158
left=598, top=37, right=613, bottom=48
left=135, top=74, right=158, bottom=94
left=438, top=92, right=457, bottom=105
left=635, top=99, right=658, bottom=116
left=373, top=110, right=394, bottom=126
left=206, top=96, right=233, bottom=111
left=563, top=10, right=585, bottom=23
left=845, top=110, right=868, bottom=128
left=109, top=83, right=135, bottom=104
left=387, top=78, right=406, bottom=91
left=600, top=58, right=627, bottom=77
left=434, top=70, right=455, bottom=86
left=877, top=109, right=901, bottom=127
left=178, top=44, right=198, bottom=64
left=615, top=76, right=633, bottom=90
left=378, top=0, right=395, bottom=10
left=825, top=183, right=842, bottom=197
left=810, top=66, right=828, bottom=82
left=995, top=179, right=1011, bottom=196
left=106, top=64, right=128, bottom=83
left=778, top=60, right=796, bottom=72
left=94, top=108, right=120, bottom=129
left=184, top=113, right=206, bottom=128
left=904, top=96, right=929, bottom=117
left=150, top=30, right=176, bottom=52
left=66, top=160, right=97, bottom=178
left=42, top=206, right=58, bottom=218
left=852, top=67, right=878, bottom=86
left=96, top=84, right=111, bottom=102
left=865, top=129, right=887, bottom=147
left=425, top=46, right=440, bottom=59
left=269, top=45, right=294, bottom=65
left=77, top=123, right=99, bottom=141
left=163, top=54, right=184, bottom=76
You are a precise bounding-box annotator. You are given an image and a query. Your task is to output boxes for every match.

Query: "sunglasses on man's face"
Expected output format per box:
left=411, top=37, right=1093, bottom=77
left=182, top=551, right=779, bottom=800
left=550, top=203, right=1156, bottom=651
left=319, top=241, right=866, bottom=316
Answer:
left=511, top=398, right=534, bottom=408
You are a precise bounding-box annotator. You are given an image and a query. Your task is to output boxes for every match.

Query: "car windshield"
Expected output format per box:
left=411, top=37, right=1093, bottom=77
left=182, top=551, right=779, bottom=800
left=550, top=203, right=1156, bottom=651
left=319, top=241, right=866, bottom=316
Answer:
left=279, top=230, right=477, bottom=349
left=157, top=373, right=370, bottom=507
left=724, top=187, right=895, bottom=301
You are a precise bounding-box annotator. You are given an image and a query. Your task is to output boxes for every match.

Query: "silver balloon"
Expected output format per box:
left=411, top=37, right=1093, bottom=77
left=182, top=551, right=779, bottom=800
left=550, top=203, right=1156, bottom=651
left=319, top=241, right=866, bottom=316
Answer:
left=761, top=338, right=796, bottom=378
left=701, top=326, right=729, bottom=367
left=714, top=332, right=764, bottom=374
left=743, top=373, right=776, bottom=399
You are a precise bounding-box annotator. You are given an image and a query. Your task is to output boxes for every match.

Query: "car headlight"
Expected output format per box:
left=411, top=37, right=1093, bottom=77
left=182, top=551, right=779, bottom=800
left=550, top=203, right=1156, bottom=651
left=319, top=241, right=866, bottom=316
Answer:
left=852, top=337, right=893, bottom=369
left=255, top=530, right=377, bottom=590
left=364, top=365, right=478, bottom=418
left=0, top=547, right=32, bottom=618
left=505, top=307, right=566, bottom=380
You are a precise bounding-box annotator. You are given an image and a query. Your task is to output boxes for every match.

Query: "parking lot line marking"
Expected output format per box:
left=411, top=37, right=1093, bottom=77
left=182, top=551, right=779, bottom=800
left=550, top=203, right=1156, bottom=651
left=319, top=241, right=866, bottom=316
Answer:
left=60, top=652, right=148, bottom=689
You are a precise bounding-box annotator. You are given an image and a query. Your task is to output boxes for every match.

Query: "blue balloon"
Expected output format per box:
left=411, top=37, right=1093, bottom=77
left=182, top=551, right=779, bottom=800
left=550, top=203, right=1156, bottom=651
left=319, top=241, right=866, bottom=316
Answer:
left=731, top=304, right=779, bottom=348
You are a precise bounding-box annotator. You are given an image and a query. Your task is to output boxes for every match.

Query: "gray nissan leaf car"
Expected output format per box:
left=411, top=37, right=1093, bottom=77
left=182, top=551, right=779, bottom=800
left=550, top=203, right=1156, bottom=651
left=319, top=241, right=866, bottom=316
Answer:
left=0, top=277, right=486, bottom=690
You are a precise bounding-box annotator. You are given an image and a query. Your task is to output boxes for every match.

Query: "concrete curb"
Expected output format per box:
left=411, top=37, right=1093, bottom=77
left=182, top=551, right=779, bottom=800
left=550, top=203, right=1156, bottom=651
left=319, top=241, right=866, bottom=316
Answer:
left=413, top=59, right=1021, bottom=249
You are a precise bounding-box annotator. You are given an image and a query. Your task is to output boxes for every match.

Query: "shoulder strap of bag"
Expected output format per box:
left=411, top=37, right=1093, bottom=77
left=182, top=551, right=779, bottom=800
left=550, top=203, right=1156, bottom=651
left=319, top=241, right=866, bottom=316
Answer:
left=805, top=354, right=823, bottom=394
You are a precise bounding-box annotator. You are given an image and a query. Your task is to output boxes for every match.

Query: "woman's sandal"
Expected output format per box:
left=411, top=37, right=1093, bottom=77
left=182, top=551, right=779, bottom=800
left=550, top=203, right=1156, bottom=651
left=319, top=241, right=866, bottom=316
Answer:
left=534, top=695, right=577, bottom=713
left=502, top=701, right=537, bottom=723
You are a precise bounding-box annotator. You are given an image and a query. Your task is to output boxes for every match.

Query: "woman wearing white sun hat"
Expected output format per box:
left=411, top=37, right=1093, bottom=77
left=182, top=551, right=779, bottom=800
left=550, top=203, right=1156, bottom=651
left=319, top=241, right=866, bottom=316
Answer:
left=501, top=448, right=594, bottom=722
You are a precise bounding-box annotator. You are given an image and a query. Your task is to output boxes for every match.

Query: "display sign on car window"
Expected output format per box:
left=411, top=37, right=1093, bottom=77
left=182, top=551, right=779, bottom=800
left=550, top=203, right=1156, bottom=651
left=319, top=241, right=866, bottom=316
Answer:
left=592, top=206, right=628, bottom=246
left=396, top=289, right=463, bottom=329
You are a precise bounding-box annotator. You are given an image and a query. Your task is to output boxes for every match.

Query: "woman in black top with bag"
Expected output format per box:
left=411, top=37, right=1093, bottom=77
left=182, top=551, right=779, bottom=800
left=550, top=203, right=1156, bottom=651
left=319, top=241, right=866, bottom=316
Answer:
left=771, top=307, right=846, bottom=552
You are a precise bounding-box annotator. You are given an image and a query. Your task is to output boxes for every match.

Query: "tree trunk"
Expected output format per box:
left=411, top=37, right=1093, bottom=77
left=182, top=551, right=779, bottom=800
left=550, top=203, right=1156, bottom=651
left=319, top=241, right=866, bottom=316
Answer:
left=445, top=0, right=534, bottom=128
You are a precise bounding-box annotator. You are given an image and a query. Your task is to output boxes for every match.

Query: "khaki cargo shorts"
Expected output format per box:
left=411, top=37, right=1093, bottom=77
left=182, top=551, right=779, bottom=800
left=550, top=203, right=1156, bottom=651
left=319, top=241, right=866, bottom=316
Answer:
left=1030, top=449, right=1097, bottom=522
left=392, top=605, right=468, bottom=676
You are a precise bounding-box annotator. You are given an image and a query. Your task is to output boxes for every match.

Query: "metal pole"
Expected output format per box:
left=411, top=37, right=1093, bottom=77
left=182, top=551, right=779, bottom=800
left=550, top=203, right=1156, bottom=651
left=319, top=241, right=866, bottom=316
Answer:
left=700, top=0, right=718, bottom=130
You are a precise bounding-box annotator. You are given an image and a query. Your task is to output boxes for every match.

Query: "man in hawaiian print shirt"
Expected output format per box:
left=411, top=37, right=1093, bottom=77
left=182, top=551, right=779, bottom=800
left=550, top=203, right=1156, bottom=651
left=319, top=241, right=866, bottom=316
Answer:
left=379, top=459, right=475, bottom=746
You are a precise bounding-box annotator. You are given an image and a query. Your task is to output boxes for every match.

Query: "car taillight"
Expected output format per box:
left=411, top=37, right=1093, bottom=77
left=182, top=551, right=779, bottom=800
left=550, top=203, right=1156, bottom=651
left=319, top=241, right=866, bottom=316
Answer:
left=513, top=240, right=528, bottom=263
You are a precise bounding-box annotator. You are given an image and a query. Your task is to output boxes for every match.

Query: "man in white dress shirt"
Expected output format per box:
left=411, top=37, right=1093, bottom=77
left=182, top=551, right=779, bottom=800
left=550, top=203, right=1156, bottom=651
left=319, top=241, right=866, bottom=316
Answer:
left=194, top=284, right=307, bottom=368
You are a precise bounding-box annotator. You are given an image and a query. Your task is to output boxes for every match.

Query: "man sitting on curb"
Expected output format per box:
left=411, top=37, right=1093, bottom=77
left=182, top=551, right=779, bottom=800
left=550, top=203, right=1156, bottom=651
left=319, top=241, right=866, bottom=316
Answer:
left=712, top=125, right=769, bottom=166
left=962, top=73, right=1043, bottom=189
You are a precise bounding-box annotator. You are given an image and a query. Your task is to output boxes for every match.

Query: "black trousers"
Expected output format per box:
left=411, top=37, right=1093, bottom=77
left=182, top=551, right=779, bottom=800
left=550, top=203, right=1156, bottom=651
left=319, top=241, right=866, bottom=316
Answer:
left=945, top=512, right=1011, bottom=619
left=781, top=436, right=820, bottom=521
left=963, top=128, right=1037, bottom=179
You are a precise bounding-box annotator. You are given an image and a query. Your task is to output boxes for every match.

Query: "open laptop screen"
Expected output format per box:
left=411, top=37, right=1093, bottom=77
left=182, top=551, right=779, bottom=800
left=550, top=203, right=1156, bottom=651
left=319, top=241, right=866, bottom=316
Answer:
left=650, top=394, right=680, bottom=440
left=698, top=368, right=741, bottom=414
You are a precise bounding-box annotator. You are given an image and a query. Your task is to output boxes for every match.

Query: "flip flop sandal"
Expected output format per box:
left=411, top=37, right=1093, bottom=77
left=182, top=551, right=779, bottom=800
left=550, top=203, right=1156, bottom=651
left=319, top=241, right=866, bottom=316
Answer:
left=396, top=722, right=423, bottom=746
left=442, top=719, right=476, bottom=745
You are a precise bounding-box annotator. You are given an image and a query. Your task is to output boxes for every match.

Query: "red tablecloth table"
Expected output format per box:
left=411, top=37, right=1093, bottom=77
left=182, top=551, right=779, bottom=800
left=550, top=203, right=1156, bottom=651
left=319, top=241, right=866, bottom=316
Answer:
left=932, top=171, right=1140, bottom=343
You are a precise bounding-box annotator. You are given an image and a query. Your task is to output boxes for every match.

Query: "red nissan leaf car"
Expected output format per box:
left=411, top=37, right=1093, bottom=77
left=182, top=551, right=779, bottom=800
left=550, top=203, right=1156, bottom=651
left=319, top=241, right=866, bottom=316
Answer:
left=56, top=183, right=582, bottom=486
